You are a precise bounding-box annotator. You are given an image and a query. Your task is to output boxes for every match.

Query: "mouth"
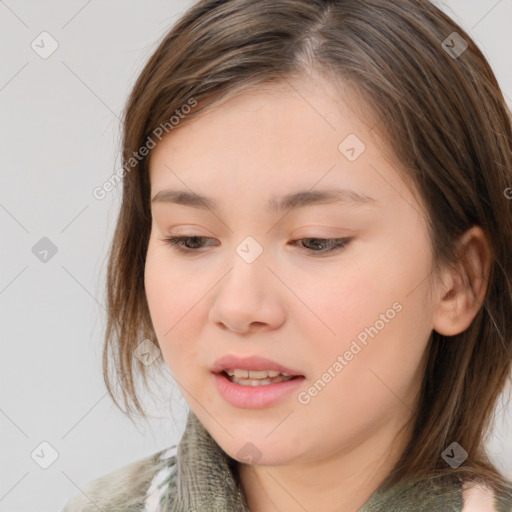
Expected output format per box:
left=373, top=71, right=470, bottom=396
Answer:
left=211, top=354, right=305, bottom=408
left=211, top=354, right=304, bottom=382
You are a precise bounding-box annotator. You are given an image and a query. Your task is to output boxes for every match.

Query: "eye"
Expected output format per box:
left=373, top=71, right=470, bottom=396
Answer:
left=161, top=235, right=217, bottom=253
left=294, top=237, right=352, bottom=255
left=160, top=235, right=352, bottom=256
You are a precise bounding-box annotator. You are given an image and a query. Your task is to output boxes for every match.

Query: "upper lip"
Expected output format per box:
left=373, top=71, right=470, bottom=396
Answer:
left=211, top=355, right=304, bottom=376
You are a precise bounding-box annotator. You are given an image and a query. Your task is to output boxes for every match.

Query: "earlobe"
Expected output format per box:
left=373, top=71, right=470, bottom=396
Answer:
left=432, top=226, right=492, bottom=337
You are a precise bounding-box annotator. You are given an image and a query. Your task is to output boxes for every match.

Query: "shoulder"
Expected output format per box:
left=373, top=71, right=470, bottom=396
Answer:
left=60, top=445, right=178, bottom=512
left=462, top=480, right=512, bottom=512
left=462, top=482, right=495, bottom=511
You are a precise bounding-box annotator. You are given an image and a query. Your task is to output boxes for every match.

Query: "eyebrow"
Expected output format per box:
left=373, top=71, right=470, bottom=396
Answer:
left=151, top=188, right=377, bottom=215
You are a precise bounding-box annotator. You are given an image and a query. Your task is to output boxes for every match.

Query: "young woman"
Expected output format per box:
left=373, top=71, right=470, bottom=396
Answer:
left=62, top=0, right=512, bottom=510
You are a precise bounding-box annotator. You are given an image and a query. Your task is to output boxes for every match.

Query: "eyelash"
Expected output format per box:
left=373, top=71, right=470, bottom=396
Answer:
left=161, top=235, right=352, bottom=256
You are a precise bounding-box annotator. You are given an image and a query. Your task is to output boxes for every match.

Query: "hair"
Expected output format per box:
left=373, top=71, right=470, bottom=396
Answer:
left=102, top=0, right=512, bottom=497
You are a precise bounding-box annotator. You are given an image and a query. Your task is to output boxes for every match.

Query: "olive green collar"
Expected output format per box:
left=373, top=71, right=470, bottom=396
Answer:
left=164, top=411, right=468, bottom=511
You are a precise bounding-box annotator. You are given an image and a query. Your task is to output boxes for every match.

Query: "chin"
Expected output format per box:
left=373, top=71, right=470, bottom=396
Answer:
left=215, top=431, right=302, bottom=467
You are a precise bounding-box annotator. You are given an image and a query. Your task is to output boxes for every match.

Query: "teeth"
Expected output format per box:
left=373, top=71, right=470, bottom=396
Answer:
left=230, top=375, right=295, bottom=386
left=226, top=369, right=290, bottom=379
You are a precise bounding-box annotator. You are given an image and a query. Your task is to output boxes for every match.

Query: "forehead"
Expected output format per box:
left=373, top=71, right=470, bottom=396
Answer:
left=154, top=75, right=370, bottom=148
left=147, top=75, right=415, bottom=215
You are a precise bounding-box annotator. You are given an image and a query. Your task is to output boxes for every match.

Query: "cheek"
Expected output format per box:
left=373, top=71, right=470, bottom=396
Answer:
left=144, top=244, right=204, bottom=369
left=308, top=236, right=434, bottom=375
left=297, top=268, right=431, bottom=443
left=303, top=260, right=400, bottom=349
left=144, top=249, right=178, bottom=333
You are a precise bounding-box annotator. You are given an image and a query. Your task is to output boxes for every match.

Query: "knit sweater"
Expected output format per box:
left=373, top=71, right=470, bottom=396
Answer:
left=61, top=410, right=512, bottom=512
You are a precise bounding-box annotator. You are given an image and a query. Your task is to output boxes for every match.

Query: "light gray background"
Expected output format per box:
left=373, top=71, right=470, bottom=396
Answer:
left=1, top=1, right=511, bottom=511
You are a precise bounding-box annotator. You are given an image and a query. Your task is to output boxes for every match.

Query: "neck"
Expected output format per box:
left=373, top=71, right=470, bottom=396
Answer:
left=238, top=413, right=413, bottom=512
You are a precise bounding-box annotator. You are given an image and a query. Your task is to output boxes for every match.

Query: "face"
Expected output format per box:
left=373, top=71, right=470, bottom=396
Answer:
left=144, top=73, right=437, bottom=467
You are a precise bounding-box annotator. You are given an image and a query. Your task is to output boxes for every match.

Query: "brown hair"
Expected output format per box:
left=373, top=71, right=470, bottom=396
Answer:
left=103, top=0, right=512, bottom=495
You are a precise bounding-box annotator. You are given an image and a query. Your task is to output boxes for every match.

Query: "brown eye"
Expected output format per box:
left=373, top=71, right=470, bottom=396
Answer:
left=294, top=237, right=352, bottom=255
left=162, top=236, right=217, bottom=253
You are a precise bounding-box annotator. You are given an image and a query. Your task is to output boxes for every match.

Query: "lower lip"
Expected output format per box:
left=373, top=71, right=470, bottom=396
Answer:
left=213, top=372, right=305, bottom=409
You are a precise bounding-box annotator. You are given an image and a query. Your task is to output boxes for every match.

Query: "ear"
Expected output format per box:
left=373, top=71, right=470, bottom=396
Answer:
left=432, top=226, right=492, bottom=336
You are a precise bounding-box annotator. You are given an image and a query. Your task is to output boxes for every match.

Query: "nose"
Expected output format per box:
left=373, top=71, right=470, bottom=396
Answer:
left=208, top=249, right=286, bottom=335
